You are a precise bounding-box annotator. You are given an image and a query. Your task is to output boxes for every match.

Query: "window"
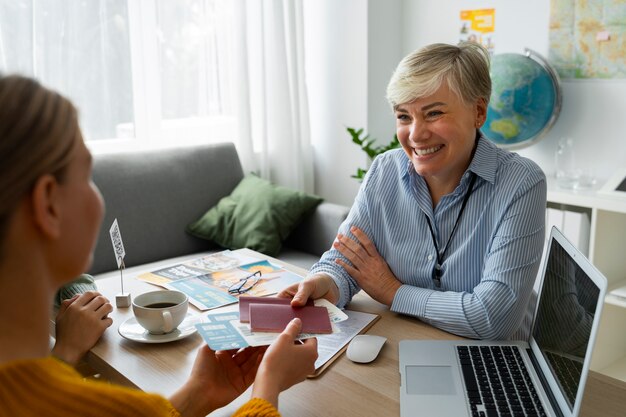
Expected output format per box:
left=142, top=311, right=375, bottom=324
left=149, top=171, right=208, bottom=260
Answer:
left=0, top=0, right=236, bottom=152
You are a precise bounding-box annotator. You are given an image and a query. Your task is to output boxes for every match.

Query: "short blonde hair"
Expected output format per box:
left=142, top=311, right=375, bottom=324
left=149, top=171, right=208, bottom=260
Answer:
left=0, top=75, right=78, bottom=247
left=386, top=42, right=491, bottom=109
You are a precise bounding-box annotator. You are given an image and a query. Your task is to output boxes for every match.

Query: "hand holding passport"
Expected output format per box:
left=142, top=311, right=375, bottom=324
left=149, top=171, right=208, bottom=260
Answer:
left=239, top=296, right=333, bottom=334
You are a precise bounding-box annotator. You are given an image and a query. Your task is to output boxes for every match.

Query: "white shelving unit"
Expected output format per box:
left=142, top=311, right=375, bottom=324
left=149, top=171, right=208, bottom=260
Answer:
left=546, top=178, right=626, bottom=382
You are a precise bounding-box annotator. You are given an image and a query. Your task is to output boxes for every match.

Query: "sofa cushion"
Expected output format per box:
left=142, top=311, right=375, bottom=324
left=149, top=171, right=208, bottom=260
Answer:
left=89, top=143, right=244, bottom=275
left=187, top=175, right=323, bottom=257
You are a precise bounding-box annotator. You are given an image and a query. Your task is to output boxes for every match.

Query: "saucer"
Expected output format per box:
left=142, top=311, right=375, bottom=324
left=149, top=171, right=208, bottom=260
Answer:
left=118, top=313, right=200, bottom=344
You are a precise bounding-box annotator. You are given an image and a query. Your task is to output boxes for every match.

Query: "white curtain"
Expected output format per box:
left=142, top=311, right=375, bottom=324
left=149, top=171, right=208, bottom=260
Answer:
left=0, top=0, right=315, bottom=192
left=233, top=0, right=314, bottom=193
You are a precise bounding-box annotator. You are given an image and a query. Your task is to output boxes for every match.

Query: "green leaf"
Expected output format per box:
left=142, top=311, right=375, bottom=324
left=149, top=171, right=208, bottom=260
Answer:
left=345, top=127, right=401, bottom=181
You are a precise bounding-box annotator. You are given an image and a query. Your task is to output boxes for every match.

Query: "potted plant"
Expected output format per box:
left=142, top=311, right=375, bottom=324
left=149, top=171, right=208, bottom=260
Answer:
left=347, top=127, right=400, bottom=181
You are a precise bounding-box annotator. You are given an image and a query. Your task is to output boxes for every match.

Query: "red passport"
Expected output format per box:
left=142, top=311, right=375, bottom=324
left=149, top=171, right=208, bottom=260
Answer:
left=249, top=304, right=332, bottom=334
left=238, top=296, right=313, bottom=323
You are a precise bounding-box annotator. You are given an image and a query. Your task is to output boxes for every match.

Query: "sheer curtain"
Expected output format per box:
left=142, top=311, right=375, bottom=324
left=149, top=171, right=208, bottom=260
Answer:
left=0, top=0, right=134, bottom=141
left=0, top=0, right=314, bottom=192
left=233, top=0, right=314, bottom=193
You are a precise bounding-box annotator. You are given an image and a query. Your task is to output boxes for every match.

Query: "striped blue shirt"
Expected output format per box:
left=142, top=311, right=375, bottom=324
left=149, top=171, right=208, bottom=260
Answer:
left=310, top=136, right=546, bottom=340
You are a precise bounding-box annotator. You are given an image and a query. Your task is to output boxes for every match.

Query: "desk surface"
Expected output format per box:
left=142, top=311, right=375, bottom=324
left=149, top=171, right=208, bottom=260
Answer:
left=90, top=249, right=626, bottom=417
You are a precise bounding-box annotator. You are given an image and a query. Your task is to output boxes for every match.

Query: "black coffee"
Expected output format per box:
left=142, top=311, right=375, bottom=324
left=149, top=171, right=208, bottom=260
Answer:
left=144, top=302, right=177, bottom=309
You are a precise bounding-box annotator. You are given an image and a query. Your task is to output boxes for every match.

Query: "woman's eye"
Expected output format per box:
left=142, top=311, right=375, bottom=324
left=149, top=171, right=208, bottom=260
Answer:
left=426, top=110, right=443, bottom=118
left=396, top=114, right=409, bottom=121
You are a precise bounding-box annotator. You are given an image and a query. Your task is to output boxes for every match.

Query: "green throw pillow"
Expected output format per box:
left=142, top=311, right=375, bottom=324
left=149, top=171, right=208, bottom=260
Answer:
left=187, top=175, right=323, bottom=257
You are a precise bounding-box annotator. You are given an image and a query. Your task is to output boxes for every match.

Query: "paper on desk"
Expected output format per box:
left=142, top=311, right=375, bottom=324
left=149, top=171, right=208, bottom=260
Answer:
left=141, top=254, right=305, bottom=310
left=313, top=310, right=379, bottom=372
left=137, top=250, right=260, bottom=286
left=195, top=300, right=347, bottom=350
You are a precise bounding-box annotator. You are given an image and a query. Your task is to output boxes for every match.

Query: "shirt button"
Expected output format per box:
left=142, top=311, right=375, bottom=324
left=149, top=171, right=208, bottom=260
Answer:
left=427, top=255, right=433, bottom=261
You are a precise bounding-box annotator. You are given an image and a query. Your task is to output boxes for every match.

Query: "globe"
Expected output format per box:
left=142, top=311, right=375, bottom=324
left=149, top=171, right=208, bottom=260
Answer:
left=482, top=49, right=562, bottom=150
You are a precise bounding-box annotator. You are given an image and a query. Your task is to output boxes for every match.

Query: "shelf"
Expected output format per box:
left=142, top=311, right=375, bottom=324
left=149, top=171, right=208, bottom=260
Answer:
left=546, top=177, right=626, bottom=383
left=606, top=279, right=626, bottom=308
left=599, top=356, right=626, bottom=381
left=546, top=177, right=626, bottom=214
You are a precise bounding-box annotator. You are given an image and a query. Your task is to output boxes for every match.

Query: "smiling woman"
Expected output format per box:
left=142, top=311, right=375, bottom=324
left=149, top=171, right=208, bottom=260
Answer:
left=280, top=42, right=547, bottom=344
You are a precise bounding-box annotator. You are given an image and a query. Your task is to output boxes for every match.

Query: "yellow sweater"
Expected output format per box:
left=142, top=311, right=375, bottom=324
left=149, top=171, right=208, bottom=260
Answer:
left=0, top=357, right=280, bottom=417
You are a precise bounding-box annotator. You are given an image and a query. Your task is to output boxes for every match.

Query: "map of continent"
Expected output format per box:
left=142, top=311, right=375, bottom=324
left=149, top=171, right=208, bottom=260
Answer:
left=549, top=0, right=626, bottom=78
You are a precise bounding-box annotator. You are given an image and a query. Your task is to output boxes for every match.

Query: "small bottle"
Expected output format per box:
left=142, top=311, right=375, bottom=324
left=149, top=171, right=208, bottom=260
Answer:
left=555, top=137, right=579, bottom=189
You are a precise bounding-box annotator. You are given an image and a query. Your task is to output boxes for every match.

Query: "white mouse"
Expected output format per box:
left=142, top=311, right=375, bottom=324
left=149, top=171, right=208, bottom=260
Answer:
left=346, top=335, right=387, bottom=363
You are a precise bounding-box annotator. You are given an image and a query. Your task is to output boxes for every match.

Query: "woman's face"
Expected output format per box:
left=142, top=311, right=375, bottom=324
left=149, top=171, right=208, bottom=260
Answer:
left=54, top=133, right=104, bottom=280
left=394, top=83, right=487, bottom=189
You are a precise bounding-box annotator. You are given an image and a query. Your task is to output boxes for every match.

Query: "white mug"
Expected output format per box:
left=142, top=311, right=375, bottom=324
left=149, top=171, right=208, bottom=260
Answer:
left=132, top=290, right=188, bottom=334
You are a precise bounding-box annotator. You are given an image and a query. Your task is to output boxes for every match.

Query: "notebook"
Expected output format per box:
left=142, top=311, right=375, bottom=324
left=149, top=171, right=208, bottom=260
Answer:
left=399, top=226, right=607, bottom=417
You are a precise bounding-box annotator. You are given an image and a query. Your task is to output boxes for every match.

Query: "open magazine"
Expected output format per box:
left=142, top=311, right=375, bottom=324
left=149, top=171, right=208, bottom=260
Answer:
left=137, top=250, right=304, bottom=310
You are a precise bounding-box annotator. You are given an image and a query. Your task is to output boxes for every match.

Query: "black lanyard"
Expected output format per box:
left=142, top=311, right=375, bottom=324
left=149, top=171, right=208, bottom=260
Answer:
left=424, top=173, right=477, bottom=288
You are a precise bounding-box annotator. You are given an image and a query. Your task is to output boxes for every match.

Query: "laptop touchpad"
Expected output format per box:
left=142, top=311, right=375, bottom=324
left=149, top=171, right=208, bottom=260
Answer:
left=406, top=366, right=457, bottom=395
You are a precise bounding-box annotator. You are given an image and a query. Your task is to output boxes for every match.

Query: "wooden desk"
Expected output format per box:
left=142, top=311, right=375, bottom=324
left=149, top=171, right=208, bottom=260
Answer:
left=89, top=249, right=626, bottom=417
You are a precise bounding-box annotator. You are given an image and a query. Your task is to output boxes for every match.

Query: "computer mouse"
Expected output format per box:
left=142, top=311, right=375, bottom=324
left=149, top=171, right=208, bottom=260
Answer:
left=346, top=334, right=387, bottom=363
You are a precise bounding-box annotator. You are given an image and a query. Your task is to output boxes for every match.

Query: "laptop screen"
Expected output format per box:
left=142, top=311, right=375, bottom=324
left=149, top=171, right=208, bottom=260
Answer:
left=532, top=237, right=600, bottom=412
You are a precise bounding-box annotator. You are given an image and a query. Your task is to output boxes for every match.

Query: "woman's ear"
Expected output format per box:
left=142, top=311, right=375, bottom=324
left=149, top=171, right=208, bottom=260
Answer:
left=475, top=98, right=488, bottom=128
left=31, top=174, right=62, bottom=239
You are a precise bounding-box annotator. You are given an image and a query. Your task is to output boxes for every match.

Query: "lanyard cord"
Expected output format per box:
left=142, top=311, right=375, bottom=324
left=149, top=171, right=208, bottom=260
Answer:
left=425, top=173, right=477, bottom=288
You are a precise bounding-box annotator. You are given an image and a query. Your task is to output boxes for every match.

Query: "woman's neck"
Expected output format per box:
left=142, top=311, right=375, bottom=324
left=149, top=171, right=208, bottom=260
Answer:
left=0, top=252, right=54, bottom=363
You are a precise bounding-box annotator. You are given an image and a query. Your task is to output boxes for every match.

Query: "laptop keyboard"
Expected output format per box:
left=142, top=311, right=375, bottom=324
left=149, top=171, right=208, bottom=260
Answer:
left=544, top=350, right=582, bottom=406
left=456, top=345, right=547, bottom=417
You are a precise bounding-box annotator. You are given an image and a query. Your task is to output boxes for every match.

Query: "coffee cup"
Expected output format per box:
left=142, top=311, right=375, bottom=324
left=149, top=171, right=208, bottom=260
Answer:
left=132, top=290, right=188, bottom=334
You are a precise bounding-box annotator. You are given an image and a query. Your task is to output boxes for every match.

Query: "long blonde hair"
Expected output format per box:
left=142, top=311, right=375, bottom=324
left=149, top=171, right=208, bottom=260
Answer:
left=386, top=42, right=491, bottom=109
left=0, top=75, right=78, bottom=246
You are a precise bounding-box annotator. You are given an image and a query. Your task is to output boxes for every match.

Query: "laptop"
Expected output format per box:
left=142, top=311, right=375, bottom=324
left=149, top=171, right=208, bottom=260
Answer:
left=399, top=226, right=607, bottom=417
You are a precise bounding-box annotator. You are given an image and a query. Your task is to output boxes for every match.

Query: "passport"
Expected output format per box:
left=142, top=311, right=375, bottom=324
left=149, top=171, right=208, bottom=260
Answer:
left=238, top=295, right=313, bottom=323
left=249, top=304, right=332, bottom=334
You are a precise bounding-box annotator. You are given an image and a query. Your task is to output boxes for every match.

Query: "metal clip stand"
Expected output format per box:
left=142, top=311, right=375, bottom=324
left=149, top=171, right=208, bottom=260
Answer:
left=115, top=258, right=131, bottom=308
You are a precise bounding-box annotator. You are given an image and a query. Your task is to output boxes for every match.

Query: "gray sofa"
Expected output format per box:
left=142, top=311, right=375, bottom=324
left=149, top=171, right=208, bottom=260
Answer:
left=88, top=142, right=350, bottom=276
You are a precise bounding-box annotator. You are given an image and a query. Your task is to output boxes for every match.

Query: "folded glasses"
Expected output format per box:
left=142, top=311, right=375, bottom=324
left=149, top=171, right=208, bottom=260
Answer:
left=228, top=270, right=262, bottom=294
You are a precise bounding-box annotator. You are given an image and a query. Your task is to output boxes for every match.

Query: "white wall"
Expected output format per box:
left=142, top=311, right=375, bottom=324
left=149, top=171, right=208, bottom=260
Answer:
left=304, top=0, right=368, bottom=206
left=367, top=0, right=403, bottom=147
left=400, top=0, right=626, bottom=184
left=308, top=0, right=626, bottom=205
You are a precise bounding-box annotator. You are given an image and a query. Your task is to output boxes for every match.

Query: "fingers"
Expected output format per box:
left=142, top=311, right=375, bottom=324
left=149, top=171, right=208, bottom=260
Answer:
left=73, top=291, right=101, bottom=306
left=281, top=318, right=303, bottom=340
left=301, top=336, right=318, bottom=352
left=335, top=233, right=360, bottom=256
left=335, top=227, right=377, bottom=264
left=97, top=301, right=114, bottom=319
left=277, top=283, right=299, bottom=299
left=74, top=291, right=111, bottom=313
left=232, top=346, right=261, bottom=367
left=350, top=227, right=377, bottom=257
left=336, top=258, right=358, bottom=278
left=290, top=282, right=315, bottom=307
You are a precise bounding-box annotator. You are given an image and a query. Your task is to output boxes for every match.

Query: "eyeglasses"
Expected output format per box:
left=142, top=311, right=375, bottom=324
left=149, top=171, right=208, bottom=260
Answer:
left=228, top=271, right=262, bottom=294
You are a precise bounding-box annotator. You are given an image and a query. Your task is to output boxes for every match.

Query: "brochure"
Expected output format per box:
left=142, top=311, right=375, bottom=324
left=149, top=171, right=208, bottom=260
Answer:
left=136, top=250, right=305, bottom=310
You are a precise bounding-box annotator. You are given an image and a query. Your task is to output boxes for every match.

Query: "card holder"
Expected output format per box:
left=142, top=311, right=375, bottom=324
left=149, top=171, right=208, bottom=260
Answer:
left=238, top=295, right=313, bottom=323
left=249, top=304, right=332, bottom=334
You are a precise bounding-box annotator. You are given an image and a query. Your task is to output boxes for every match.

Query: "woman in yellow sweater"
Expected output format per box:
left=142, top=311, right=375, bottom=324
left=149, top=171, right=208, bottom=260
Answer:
left=0, top=74, right=318, bottom=417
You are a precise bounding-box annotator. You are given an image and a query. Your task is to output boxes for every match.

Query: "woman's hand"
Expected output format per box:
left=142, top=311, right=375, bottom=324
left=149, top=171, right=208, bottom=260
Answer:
left=334, top=226, right=401, bottom=306
left=52, top=291, right=113, bottom=366
left=278, top=273, right=339, bottom=307
left=169, top=345, right=265, bottom=417
left=251, top=318, right=318, bottom=408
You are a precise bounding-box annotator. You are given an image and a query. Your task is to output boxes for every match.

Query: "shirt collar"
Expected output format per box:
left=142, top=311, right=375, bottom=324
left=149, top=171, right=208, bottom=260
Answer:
left=468, top=134, right=498, bottom=185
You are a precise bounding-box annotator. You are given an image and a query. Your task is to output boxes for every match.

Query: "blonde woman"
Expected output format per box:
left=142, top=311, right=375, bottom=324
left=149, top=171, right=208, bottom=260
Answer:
left=283, top=42, right=546, bottom=342
left=0, top=74, right=317, bottom=417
